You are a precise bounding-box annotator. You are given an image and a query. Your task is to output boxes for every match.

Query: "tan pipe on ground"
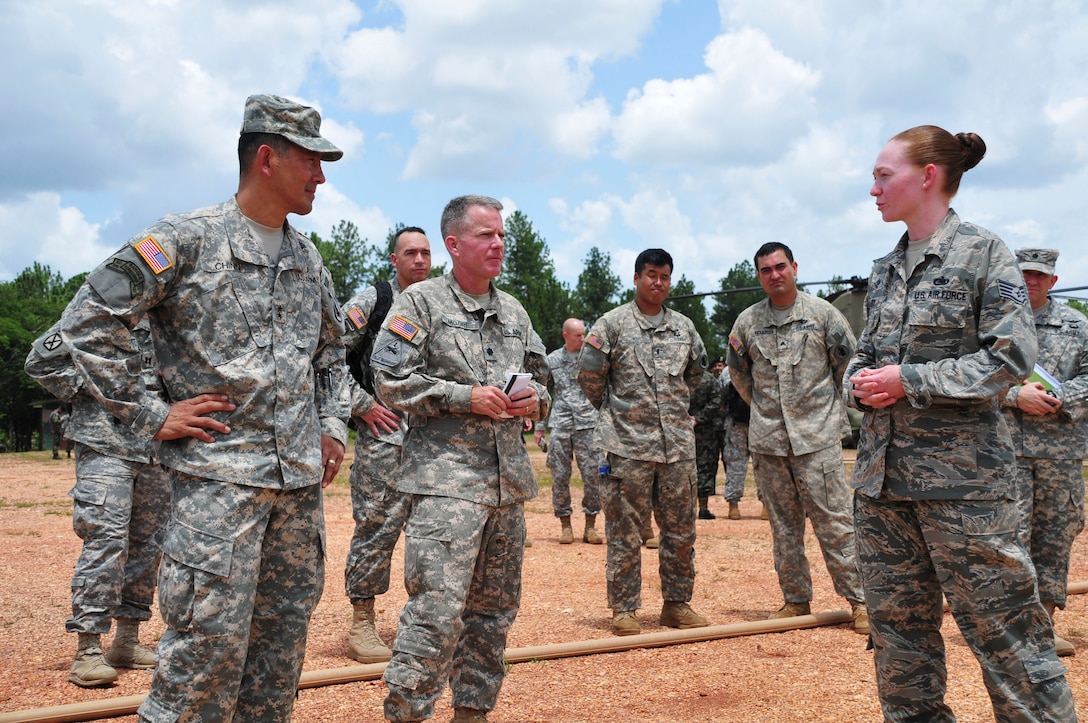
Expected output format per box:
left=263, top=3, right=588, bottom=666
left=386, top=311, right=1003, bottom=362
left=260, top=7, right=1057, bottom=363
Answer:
left=5, top=583, right=1088, bottom=723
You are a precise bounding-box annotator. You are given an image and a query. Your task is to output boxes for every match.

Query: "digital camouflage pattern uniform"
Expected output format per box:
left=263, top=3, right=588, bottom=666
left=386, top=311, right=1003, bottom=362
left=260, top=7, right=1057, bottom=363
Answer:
left=342, top=278, right=412, bottom=604
left=578, top=302, right=707, bottom=614
left=719, top=372, right=750, bottom=503
left=1002, top=297, right=1088, bottom=613
left=25, top=317, right=171, bottom=637
left=728, top=291, right=864, bottom=608
left=60, top=197, right=349, bottom=723
left=371, top=272, right=549, bottom=722
left=689, top=371, right=725, bottom=499
left=844, top=210, right=1075, bottom=722
left=543, top=346, right=602, bottom=518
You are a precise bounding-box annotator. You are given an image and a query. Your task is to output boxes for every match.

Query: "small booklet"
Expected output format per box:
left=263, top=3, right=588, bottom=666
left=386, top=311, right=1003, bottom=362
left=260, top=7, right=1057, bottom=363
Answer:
left=502, top=372, right=533, bottom=396
left=498, top=372, right=533, bottom=418
left=1028, top=364, right=1061, bottom=392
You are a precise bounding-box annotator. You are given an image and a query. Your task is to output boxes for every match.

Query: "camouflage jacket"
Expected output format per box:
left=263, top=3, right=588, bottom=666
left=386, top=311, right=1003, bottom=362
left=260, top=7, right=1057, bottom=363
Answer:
left=342, top=277, right=407, bottom=447
left=844, top=210, right=1037, bottom=499
left=689, top=371, right=725, bottom=435
left=578, top=301, right=707, bottom=463
left=60, top=198, right=349, bottom=489
left=1002, top=299, right=1088, bottom=459
left=728, top=291, right=854, bottom=456
left=371, top=273, right=549, bottom=506
left=543, top=347, right=599, bottom=433
left=25, top=316, right=163, bottom=463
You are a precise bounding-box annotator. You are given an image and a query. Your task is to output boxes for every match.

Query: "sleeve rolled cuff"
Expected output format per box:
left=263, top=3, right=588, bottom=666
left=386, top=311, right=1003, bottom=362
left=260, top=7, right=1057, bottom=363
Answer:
left=321, top=417, right=349, bottom=449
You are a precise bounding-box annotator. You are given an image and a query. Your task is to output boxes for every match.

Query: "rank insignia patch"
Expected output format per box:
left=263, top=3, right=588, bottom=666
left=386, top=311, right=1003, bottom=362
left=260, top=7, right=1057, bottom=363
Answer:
left=388, top=315, right=420, bottom=341
left=133, top=237, right=172, bottom=274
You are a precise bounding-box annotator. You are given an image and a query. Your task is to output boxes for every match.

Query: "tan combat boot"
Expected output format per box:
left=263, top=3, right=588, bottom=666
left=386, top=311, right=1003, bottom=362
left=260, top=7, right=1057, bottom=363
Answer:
left=850, top=603, right=870, bottom=636
left=70, top=633, right=118, bottom=688
left=612, top=610, right=641, bottom=636
left=1044, top=601, right=1076, bottom=657
left=660, top=601, right=708, bottom=629
left=583, top=514, right=602, bottom=544
left=105, top=618, right=157, bottom=669
left=768, top=601, right=811, bottom=619
left=727, top=501, right=741, bottom=520
left=558, top=515, right=574, bottom=544
left=760, top=504, right=769, bottom=520
left=348, top=598, right=392, bottom=663
left=452, top=707, right=488, bottom=722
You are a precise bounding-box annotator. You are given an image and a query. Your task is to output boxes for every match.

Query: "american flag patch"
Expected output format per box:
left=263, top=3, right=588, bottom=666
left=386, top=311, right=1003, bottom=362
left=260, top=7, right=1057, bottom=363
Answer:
left=998, top=279, right=1027, bottom=305
left=388, top=315, right=419, bottom=341
left=729, top=333, right=743, bottom=351
left=586, top=332, right=602, bottom=350
left=346, top=307, right=366, bottom=330
left=133, top=237, right=172, bottom=274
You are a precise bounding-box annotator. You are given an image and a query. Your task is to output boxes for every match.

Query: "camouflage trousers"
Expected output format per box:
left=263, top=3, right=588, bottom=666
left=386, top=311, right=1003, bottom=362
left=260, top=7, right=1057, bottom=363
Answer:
left=855, top=492, right=1075, bottom=723
left=138, top=476, right=325, bottom=723
left=67, top=444, right=170, bottom=634
left=345, top=439, right=410, bottom=602
left=601, top=454, right=697, bottom=612
left=752, top=447, right=863, bottom=605
left=383, top=495, right=524, bottom=722
left=722, top=419, right=750, bottom=503
left=1014, top=456, right=1086, bottom=608
left=694, top=428, right=723, bottom=498
left=547, top=426, right=602, bottom=517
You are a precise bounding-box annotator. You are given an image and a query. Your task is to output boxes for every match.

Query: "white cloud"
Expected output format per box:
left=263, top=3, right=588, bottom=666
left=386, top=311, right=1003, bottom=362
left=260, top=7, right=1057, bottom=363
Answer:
left=612, top=28, right=819, bottom=166
left=0, top=193, right=110, bottom=281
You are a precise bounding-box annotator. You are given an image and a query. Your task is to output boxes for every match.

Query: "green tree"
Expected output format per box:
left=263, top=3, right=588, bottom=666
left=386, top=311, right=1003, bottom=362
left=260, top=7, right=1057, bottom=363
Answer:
left=311, top=220, right=386, bottom=303
left=1066, top=299, right=1088, bottom=317
left=571, top=247, right=622, bottom=326
left=0, top=263, right=82, bottom=451
left=496, top=211, right=570, bottom=351
left=667, top=276, right=718, bottom=360
left=710, top=260, right=764, bottom=352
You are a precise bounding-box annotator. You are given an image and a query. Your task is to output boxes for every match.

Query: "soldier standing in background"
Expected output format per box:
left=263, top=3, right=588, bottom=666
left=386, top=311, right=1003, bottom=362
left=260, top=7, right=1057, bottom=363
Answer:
left=59, top=94, right=349, bottom=722
left=1001, top=247, right=1088, bottom=657
left=373, top=195, right=549, bottom=723
left=578, top=248, right=709, bottom=637
left=719, top=361, right=752, bottom=520
left=728, top=241, right=868, bottom=635
left=341, top=227, right=432, bottom=663
left=689, top=357, right=726, bottom=520
left=534, top=317, right=604, bottom=544
left=26, top=317, right=171, bottom=688
left=50, top=404, right=70, bottom=459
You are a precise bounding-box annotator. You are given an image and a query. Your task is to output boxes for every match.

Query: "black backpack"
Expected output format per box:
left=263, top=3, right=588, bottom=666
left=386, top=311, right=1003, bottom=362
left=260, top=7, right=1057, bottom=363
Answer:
left=346, top=281, right=393, bottom=395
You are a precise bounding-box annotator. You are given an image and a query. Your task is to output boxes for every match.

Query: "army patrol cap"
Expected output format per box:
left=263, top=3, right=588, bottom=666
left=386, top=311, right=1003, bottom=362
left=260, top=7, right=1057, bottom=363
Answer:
left=1016, top=248, right=1058, bottom=276
left=240, top=94, right=343, bottom=161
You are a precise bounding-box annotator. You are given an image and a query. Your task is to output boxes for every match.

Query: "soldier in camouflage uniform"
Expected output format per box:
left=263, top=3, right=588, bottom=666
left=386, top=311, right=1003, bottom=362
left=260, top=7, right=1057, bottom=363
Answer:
left=1001, top=248, right=1088, bottom=658
left=578, top=248, right=710, bottom=637
left=59, top=95, right=350, bottom=722
left=25, top=317, right=171, bottom=688
left=533, top=318, right=603, bottom=544
left=373, top=195, right=549, bottom=723
left=719, top=364, right=752, bottom=519
left=341, top=227, right=432, bottom=664
left=689, top=357, right=725, bottom=519
left=727, top=242, right=867, bottom=634
left=847, top=126, right=1075, bottom=721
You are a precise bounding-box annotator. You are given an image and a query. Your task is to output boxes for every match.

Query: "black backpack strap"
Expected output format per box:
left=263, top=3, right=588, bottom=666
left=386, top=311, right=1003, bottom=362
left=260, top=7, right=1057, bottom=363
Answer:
left=368, top=281, right=393, bottom=335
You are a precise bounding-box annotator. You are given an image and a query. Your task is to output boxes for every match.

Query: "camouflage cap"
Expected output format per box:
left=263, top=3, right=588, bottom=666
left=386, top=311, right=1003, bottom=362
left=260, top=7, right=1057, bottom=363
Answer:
left=1015, top=248, right=1058, bottom=275
left=240, top=94, right=343, bottom=162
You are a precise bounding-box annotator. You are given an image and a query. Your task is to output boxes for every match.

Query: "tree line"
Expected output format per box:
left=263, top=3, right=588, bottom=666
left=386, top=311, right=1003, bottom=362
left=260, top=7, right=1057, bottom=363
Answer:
left=1, top=212, right=765, bottom=451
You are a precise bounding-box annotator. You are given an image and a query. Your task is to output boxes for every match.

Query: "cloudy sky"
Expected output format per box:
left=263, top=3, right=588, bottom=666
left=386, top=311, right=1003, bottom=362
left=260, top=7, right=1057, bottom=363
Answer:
left=3, top=0, right=1088, bottom=301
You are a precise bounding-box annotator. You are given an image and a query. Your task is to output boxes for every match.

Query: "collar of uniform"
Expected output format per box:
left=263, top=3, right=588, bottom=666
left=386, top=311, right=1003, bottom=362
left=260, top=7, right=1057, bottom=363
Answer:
left=447, top=271, right=495, bottom=312
left=223, top=196, right=303, bottom=269
left=627, top=300, right=675, bottom=331
left=756, top=290, right=810, bottom=327
left=875, top=208, right=960, bottom=269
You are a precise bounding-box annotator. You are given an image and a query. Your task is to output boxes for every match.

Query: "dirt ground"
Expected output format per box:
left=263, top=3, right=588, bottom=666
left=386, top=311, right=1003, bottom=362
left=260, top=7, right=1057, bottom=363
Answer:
left=1, top=445, right=1087, bottom=722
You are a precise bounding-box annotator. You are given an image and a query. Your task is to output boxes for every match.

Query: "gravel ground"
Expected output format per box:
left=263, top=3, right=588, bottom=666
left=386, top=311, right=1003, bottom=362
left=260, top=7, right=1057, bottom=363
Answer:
left=1, top=446, right=1086, bottom=722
